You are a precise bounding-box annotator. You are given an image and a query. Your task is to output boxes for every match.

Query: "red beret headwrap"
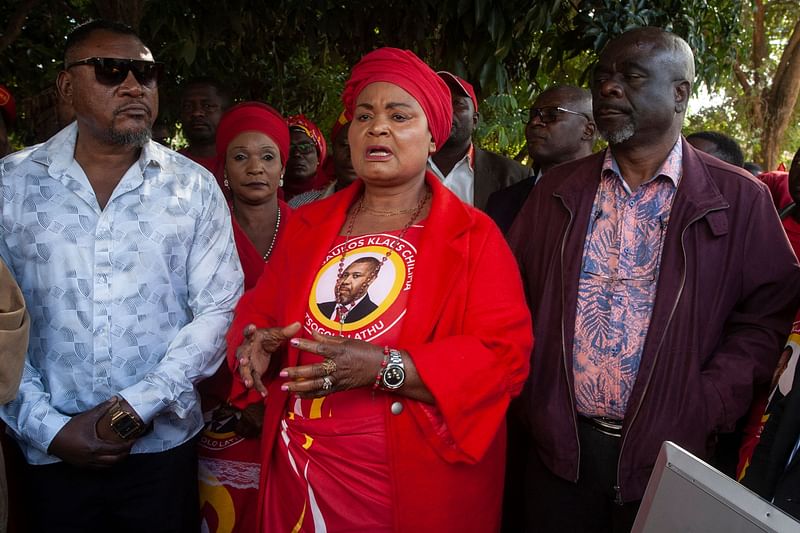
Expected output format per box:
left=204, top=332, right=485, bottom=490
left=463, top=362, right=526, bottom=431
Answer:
left=0, top=84, right=16, bottom=128
left=341, top=47, right=453, bottom=152
left=287, top=114, right=328, bottom=163
left=216, top=102, right=290, bottom=168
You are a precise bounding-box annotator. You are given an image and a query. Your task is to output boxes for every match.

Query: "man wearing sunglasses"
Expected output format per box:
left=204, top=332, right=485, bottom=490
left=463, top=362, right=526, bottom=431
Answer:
left=0, top=20, right=243, bottom=532
left=429, top=72, right=532, bottom=212
left=508, top=27, right=800, bottom=532
left=486, top=85, right=597, bottom=234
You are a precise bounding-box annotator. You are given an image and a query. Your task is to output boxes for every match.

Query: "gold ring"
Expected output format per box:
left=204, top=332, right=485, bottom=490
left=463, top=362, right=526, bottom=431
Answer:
left=321, top=358, right=337, bottom=376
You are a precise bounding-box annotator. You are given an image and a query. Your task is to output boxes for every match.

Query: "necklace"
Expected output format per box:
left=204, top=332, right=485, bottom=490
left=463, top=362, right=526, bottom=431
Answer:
left=361, top=205, right=420, bottom=217
left=262, top=206, right=281, bottom=261
left=334, top=187, right=430, bottom=335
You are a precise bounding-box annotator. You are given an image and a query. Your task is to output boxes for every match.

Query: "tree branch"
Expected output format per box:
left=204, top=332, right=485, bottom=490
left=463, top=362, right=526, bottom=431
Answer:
left=733, top=61, right=752, bottom=95
left=0, top=0, right=44, bottom=54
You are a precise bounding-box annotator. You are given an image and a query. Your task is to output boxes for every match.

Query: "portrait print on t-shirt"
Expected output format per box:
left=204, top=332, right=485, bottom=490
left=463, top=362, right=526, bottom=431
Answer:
left=305, top=227, right=421, bottom=342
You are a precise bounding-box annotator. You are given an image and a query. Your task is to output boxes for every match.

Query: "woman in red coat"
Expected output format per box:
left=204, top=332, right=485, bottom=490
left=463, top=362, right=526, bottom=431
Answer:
left=229, top=48, right=532, bottom=532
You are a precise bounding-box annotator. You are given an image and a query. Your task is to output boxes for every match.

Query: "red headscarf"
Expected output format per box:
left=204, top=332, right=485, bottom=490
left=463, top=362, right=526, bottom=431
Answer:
left=216, top=102, right=290, bottom=168
left=287, top=114, right=327, bottom=163
left=341, top=47, right=452, bottom=152
left=318, top=110, right=350, bottom=184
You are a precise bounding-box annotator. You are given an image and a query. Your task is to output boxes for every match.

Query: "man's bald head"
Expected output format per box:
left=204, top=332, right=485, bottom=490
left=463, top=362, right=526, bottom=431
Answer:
left=606, top=27, right=695, bottom=88
left=526, top=85, right=596, bottom=171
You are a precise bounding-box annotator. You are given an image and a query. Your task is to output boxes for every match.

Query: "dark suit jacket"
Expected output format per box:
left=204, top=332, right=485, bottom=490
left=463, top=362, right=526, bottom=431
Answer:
left=473, top=147, right=533, bottom=212
left=485, top=176, right=536, bottom=234
left=742, top=361, right=800, bottom=520
left=317, top=294, right=378, bottom=323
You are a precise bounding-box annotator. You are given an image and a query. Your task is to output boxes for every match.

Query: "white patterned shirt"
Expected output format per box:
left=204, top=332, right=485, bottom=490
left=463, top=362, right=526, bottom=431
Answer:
left=0, top=123, right=243, bottom=464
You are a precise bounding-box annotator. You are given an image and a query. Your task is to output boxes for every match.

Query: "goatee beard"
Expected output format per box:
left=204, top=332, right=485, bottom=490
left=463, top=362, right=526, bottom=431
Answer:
left=600, top=123, right=636, bottom=145
left=107, top=127, right=152, bottom=147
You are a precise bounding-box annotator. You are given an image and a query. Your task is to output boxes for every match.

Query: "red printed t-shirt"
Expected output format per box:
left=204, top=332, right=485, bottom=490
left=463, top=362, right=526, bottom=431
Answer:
left=264, top=224, right=423, bottom=532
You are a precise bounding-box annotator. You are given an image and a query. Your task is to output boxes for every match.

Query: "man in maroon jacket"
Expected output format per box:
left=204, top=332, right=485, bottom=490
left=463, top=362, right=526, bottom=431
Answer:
left=508, top=27, right=800, bottom=532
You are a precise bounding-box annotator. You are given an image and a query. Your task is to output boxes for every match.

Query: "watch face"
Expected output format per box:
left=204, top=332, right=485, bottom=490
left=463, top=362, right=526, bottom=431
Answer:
left=382, top=366, right=405, bottom=389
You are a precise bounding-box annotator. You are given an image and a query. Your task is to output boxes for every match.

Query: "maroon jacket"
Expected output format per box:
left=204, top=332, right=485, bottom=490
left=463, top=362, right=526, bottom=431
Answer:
left=509, top=139, right=800, bottom=502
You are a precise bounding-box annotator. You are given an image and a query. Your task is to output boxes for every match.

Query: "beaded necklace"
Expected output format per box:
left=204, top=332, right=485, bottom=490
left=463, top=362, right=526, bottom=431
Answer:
left=262, top=206, right=281, bottom=261
left=334, top=187, right=430, bottom=336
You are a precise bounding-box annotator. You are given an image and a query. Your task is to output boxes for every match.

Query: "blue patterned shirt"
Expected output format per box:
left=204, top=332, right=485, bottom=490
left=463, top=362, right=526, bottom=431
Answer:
left=0, top=124, right=243, bottom=464
left=573, top=140, right=682, bottom=419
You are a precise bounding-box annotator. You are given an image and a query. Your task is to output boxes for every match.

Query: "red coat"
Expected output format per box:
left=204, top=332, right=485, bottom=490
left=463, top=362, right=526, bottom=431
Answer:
left=226, top=172, right=532, bottom=532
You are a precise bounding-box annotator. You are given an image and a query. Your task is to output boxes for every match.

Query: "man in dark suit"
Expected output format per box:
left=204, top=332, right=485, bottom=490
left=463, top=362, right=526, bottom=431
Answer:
left=429, top=72, right=532, bottom=211
left=486, top=85, right=596, bottom=233
left=317, top=257, right=380, bottom=323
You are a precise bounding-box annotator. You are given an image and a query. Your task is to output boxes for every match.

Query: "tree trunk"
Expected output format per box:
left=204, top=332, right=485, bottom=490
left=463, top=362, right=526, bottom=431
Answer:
left=759, top=16, right=800, bottom=169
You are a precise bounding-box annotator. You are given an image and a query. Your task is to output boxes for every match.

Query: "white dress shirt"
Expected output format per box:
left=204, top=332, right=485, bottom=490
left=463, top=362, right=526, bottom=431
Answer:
left=0, top=123, right=243, bottom=464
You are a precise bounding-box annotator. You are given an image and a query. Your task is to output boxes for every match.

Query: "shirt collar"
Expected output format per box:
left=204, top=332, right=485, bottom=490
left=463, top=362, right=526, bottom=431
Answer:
left=427, top=142, right=475, bottom=179
left=601, top=138, right=683, bottom=191
left=30, top=121, right=165, bottom=178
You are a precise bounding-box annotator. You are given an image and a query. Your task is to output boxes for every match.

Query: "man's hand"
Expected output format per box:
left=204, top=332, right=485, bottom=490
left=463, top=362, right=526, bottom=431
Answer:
left=48, top=398, right=134, bottom=468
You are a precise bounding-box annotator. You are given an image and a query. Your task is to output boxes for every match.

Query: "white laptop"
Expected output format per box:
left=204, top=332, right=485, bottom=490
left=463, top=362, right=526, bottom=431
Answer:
left=632, top=441, right=800, bottom=532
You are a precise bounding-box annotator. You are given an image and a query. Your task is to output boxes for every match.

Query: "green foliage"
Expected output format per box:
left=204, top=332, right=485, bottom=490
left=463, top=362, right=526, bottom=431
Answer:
left=2, top=0, right=796, bottom=162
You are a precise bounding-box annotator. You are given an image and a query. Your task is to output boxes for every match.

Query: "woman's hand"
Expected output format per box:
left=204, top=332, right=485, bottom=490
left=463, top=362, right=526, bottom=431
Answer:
left=236, top=322, right=301, bottom=397
left=281, top=331, right=383, bottom=398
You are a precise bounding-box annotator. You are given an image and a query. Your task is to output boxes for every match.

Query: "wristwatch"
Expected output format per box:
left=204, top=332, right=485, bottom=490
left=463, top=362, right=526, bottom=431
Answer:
left=109, top=402, right=144, bottom=440
left=380, top=349, right=406, bottom=390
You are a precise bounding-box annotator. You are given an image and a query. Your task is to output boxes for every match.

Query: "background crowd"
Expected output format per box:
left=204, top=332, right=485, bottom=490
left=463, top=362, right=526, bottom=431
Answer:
left=0, top=14, right=800, bottom=533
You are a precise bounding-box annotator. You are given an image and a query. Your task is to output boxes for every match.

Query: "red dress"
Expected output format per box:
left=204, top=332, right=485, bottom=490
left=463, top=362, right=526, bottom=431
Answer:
left=227, top=173, right=533, bottom=532
left=198, top=201, right=291, bottom=533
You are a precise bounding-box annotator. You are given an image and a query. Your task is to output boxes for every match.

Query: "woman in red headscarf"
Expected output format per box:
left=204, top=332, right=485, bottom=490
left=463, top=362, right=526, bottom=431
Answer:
left=282, top=114, right=328, bottom=202
left=289, top=111, right=359, bottom=208
left=227, top=48, right=532, bottom=532
left=197, top=102, right=292, bottom=533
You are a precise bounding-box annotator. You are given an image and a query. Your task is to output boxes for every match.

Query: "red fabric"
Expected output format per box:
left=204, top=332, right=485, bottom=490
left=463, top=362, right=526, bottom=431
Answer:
left=264, top=227, right=422, bottom=530
left=784, top=215, right=800, bottom=259
left=437, top=71, right=479, bottom=111
left=316, top=110, right=350, bottom=184
left=757, top=171, right=792, bottom=211
left=196, top=201, right=292, bottom=533
left=0, top=84, right=15, bottom=127
left=226, top=173, right=532, bottom=531
left=287, top=114, right=327, bottom=164
left=341, top=47, right=452, bottom=151
left=231, top=201, right=292, bottom=290
left=284, top=114, right=331, bottom=195
left=216, top=102, right=289, bottom=168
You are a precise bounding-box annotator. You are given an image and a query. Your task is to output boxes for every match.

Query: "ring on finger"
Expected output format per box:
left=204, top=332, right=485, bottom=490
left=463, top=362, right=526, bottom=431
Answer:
left=321, top=358, right=337, bottom=376
left=321, top=375, right=333, bottom=391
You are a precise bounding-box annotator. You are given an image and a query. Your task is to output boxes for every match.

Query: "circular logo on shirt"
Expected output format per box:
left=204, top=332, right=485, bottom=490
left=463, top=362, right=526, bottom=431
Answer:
left=305, top=233, right=418, bottom=342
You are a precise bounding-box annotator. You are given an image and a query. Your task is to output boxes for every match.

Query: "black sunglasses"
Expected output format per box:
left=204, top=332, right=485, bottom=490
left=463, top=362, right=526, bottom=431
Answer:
left=290, top=141, right=317, bottom=155
left=529, top=106, right=590, bottom=124
left=65, top=57, right=163, bottom=87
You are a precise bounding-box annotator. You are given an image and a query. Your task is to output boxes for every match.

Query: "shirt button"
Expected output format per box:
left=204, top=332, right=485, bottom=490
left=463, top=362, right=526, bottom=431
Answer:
left=390, top=401, right=403, bottom=415
left=628, top=199, right=635, bottom=207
